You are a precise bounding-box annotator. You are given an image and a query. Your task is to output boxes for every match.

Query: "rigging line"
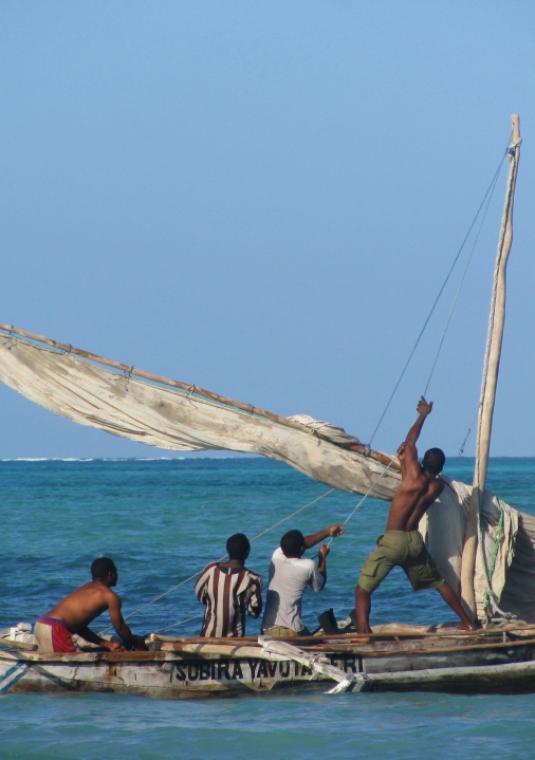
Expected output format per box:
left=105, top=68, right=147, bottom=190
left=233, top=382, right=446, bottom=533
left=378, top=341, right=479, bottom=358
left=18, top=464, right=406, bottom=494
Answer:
left=458, top=412, right=478, bottom=456
left=150, top=488, right=339, bottom=634
left=99, top=486, right=337, bottom=632
left=324, top=459, right=397, bottom=548
left=164, top=471, right=395, bottom=631
left=156, top=613, right=202, bottom=634
left=248, top=488, right=337, bottom=543
left=422, top=159, right=503, bottom=398
left=367, top=148, right=508, bottom=449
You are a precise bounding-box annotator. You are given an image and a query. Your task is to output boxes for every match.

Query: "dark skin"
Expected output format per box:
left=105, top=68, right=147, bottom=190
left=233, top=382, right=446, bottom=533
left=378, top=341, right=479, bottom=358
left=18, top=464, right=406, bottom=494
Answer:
left=45, top=569, right=146, bottom=651
left=356, top=397, right=477, bottom=634
left=284, top=524, right=344, bottom=574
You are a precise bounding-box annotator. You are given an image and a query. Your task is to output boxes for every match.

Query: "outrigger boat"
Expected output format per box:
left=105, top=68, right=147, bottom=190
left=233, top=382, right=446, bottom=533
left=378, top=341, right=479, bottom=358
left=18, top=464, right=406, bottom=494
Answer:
left=1, top=116, right=533, bottom=697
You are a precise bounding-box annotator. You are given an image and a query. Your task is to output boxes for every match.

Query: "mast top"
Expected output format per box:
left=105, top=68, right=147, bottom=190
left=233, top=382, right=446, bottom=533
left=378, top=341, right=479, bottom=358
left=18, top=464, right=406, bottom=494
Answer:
left=511, top=114, right=521, bottom=148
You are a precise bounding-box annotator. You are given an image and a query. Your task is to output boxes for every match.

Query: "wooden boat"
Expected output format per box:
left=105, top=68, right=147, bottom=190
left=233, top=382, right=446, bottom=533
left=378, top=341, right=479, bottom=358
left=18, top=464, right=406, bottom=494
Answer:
left=3, top=623, right=535, bottom=697
left=0, top=116, right=530, bottom=699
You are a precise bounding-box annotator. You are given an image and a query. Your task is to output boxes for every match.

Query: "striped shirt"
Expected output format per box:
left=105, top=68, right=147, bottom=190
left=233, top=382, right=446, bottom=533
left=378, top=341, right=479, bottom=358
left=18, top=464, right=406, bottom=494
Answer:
left=195, top=563, right=263, bottom=638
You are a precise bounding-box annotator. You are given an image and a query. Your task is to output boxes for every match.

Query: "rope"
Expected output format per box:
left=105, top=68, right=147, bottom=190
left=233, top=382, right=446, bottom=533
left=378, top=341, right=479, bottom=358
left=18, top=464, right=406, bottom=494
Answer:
left=159, top=466, right=397, bottom=633
left=458, top=414, right=477, bottom=456
left=368, top=148, right=507, bottom=448
left=422, top=160, right=503, bottom=398
left=325, top=459, right=397, bottom=547
left=98, top=486, right=337, bottom=634
left=156, top=613, right=202, bottom=634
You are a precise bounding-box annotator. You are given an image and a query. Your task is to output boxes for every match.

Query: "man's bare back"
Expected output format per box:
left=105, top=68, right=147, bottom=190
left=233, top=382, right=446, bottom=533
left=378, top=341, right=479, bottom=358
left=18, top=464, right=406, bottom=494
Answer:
left=386, top=450, right=444, bottom=532
left=46, top=581, right=122, bottom=634
left=355, top=397, right=476, bottom=634
left=35, top=557, right=145, bottom=653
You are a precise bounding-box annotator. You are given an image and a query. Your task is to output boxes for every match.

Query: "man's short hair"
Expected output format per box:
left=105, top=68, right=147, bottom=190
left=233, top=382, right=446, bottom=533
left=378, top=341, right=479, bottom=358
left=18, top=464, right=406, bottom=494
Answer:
left=422, top=447, right=446, bottom=476
left=281, top=529, right=306, bottom=558
left=91, top=557, right=117, bottom=580
left=226, top=533, right=250, bottom=561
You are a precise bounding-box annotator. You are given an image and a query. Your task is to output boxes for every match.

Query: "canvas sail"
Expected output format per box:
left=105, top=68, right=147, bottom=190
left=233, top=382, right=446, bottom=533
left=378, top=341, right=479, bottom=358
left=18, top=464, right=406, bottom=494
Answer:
left=0, top=327, right=399, bottom=499
left=0, top=324, right=533, bottom=621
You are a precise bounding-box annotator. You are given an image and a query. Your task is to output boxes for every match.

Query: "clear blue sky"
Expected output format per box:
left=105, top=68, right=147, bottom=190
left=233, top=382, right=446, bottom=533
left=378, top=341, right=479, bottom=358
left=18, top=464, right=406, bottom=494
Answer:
left=1, top=1, right=534, bottom=458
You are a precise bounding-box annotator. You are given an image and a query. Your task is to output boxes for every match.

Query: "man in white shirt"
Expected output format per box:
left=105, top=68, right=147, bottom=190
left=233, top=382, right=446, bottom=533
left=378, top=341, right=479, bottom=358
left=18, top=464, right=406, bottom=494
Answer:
left=262, top=523, right=343, bottom=637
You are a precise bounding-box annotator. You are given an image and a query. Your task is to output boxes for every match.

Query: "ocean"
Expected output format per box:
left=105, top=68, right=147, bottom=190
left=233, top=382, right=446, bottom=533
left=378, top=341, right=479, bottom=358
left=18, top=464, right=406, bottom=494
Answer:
left=1, top=457, right=535, bottom=759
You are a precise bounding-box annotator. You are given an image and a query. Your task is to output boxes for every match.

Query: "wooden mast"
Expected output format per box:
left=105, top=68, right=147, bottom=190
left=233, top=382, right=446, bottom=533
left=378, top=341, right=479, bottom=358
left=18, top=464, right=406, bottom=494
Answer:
left=460, top=115, right=522, bottom=618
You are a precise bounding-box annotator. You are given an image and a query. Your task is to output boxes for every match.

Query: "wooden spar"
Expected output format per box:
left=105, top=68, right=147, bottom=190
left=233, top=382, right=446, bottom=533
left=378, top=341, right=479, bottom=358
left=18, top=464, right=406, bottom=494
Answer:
left=0, top=323, right=397, bottom=471
left=460, top=115, right=522, bottom=617
left=259, top=637, right=358, bottom=692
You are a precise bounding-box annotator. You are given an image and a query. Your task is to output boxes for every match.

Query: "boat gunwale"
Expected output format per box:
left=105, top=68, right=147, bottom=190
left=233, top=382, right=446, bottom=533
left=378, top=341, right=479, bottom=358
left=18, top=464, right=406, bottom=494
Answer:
left=3, top=632, right=535, bottom=664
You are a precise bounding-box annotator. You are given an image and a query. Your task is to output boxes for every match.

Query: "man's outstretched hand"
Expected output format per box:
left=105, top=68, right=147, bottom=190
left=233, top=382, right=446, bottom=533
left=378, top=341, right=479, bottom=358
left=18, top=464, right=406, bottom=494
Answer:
left=328, top=524, right=344, bottom=538
left=417, top=396, right=433, bottom=417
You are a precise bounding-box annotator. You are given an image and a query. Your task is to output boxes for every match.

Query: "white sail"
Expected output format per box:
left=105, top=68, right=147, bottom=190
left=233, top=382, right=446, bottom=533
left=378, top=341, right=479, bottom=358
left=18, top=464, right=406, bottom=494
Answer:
left=0, top=118, right=531, bottom=622
left=0, top=326, right=399, bottom=499
left=0, top=322, right=532, bottom=621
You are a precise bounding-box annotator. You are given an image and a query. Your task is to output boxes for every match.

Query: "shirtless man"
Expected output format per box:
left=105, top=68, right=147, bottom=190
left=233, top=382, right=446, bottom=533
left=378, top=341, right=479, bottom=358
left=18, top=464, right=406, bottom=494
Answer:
left=355, top=397, right=476, bottom=634
left=34, top=557, right=145, bottom=652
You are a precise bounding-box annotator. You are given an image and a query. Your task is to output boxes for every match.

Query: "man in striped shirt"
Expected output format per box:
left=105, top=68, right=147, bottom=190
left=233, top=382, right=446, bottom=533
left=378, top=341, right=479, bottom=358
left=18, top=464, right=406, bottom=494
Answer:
left=195, top=533, right=262, bottom=637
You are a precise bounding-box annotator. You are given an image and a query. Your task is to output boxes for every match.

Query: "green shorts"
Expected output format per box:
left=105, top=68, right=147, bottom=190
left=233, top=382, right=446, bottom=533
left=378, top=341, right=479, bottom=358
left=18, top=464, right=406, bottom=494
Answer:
left=358, top=530, right=444, bottom=593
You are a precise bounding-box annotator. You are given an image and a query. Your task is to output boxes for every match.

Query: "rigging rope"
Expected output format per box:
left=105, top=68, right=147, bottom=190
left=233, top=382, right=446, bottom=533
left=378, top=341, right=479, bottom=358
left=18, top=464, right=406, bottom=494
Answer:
left=163, top=462, right=397, bottom=632
left=325, top=460, right=397, bottom=548
left=422, top=159, right=503, bottom=398
left=367, top=148, right=508, bottom=449
left=109, top=146, right=512, bottom=638
left=99, top=486, right=337, bottom=633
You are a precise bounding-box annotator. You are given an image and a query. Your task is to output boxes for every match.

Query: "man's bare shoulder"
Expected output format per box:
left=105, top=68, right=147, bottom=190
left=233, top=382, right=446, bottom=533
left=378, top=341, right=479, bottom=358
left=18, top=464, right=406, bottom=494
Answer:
left=428, top=478, right=445, bottom=498
left=69, top=581, right=118, bottom=604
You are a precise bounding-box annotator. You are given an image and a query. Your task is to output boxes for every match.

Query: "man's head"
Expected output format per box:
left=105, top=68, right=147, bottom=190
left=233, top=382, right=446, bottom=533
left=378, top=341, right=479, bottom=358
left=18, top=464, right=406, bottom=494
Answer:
left=226, top=533, right=250, bottom=562
left=422, top=447, right=446, bottom=476
left=281, top=529, right=306, bottom=558
left=91, top=557, right=118, bottom=586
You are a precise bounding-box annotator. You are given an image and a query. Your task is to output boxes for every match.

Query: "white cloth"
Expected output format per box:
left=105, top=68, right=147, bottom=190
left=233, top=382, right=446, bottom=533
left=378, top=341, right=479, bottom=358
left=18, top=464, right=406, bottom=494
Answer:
left=262, top=547, right=325, bottom=632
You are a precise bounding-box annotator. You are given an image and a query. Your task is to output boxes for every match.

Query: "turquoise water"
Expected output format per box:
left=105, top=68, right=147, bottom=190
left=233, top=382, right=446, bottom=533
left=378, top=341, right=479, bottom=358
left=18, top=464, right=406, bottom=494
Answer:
left=2, top=457, right=535, bottom=759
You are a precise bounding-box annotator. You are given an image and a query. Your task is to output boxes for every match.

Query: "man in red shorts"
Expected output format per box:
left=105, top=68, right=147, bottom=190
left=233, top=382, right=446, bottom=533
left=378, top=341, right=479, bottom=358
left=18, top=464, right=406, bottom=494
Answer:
left=34, top=557, right=145, bottom=652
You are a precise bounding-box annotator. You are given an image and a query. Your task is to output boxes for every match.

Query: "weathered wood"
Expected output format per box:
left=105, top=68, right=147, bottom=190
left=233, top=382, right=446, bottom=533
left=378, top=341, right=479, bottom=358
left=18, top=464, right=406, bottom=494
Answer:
left=462, top=114, right=522, bottom=616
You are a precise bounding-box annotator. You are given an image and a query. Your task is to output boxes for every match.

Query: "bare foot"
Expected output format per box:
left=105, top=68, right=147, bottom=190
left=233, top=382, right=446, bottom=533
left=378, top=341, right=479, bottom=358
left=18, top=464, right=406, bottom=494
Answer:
left=457, top=620, right=480, bottom=631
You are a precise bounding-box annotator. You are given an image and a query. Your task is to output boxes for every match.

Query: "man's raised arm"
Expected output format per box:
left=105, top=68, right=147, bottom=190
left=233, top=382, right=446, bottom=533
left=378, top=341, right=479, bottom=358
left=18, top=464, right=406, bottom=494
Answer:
left=404, top=397, right=433, bottom=448
left=303, top=524, right=344, bottom=549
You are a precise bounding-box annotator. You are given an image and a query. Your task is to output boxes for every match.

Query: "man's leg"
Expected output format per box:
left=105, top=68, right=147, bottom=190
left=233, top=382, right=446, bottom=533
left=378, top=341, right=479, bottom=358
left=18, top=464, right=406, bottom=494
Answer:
left=436, top=582, right=477, bottom=630
left=356, top=585, right=373, bottom=634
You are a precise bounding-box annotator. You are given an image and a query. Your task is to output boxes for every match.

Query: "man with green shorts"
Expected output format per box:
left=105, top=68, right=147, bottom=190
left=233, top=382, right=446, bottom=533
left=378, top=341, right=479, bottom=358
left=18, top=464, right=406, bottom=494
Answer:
left=355, top=397, right=476, bottom=634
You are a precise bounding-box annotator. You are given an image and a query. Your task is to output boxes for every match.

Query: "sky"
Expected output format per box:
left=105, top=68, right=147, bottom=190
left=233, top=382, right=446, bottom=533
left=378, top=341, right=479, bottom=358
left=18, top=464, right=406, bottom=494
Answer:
left=1, top=1, right=535, bottom=459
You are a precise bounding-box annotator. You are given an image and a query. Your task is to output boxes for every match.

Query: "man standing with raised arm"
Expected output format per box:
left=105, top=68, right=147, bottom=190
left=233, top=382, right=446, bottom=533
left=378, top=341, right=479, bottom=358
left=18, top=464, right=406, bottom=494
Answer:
left=355, top=397, right=476, bottom=634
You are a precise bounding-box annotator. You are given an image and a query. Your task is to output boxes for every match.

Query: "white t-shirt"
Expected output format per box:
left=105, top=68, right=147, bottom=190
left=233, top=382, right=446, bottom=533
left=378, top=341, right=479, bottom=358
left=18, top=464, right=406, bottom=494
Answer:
left=262, top=547, right=325, bottom=632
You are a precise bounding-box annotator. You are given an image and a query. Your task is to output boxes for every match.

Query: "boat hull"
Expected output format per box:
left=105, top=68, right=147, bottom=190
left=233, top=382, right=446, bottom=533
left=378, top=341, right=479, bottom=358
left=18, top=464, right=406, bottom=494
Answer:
left=3, top=628, right=535, bottom=697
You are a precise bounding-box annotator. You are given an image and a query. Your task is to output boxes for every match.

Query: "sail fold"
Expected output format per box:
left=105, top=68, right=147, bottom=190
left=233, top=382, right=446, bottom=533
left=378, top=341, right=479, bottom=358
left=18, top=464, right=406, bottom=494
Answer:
left=1, top=327, right=535, bottom=621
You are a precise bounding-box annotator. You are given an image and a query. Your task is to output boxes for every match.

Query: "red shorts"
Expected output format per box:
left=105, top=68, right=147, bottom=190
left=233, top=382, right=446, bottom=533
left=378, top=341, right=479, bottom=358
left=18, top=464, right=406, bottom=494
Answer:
left=34, top=616, right=77, bottom=653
